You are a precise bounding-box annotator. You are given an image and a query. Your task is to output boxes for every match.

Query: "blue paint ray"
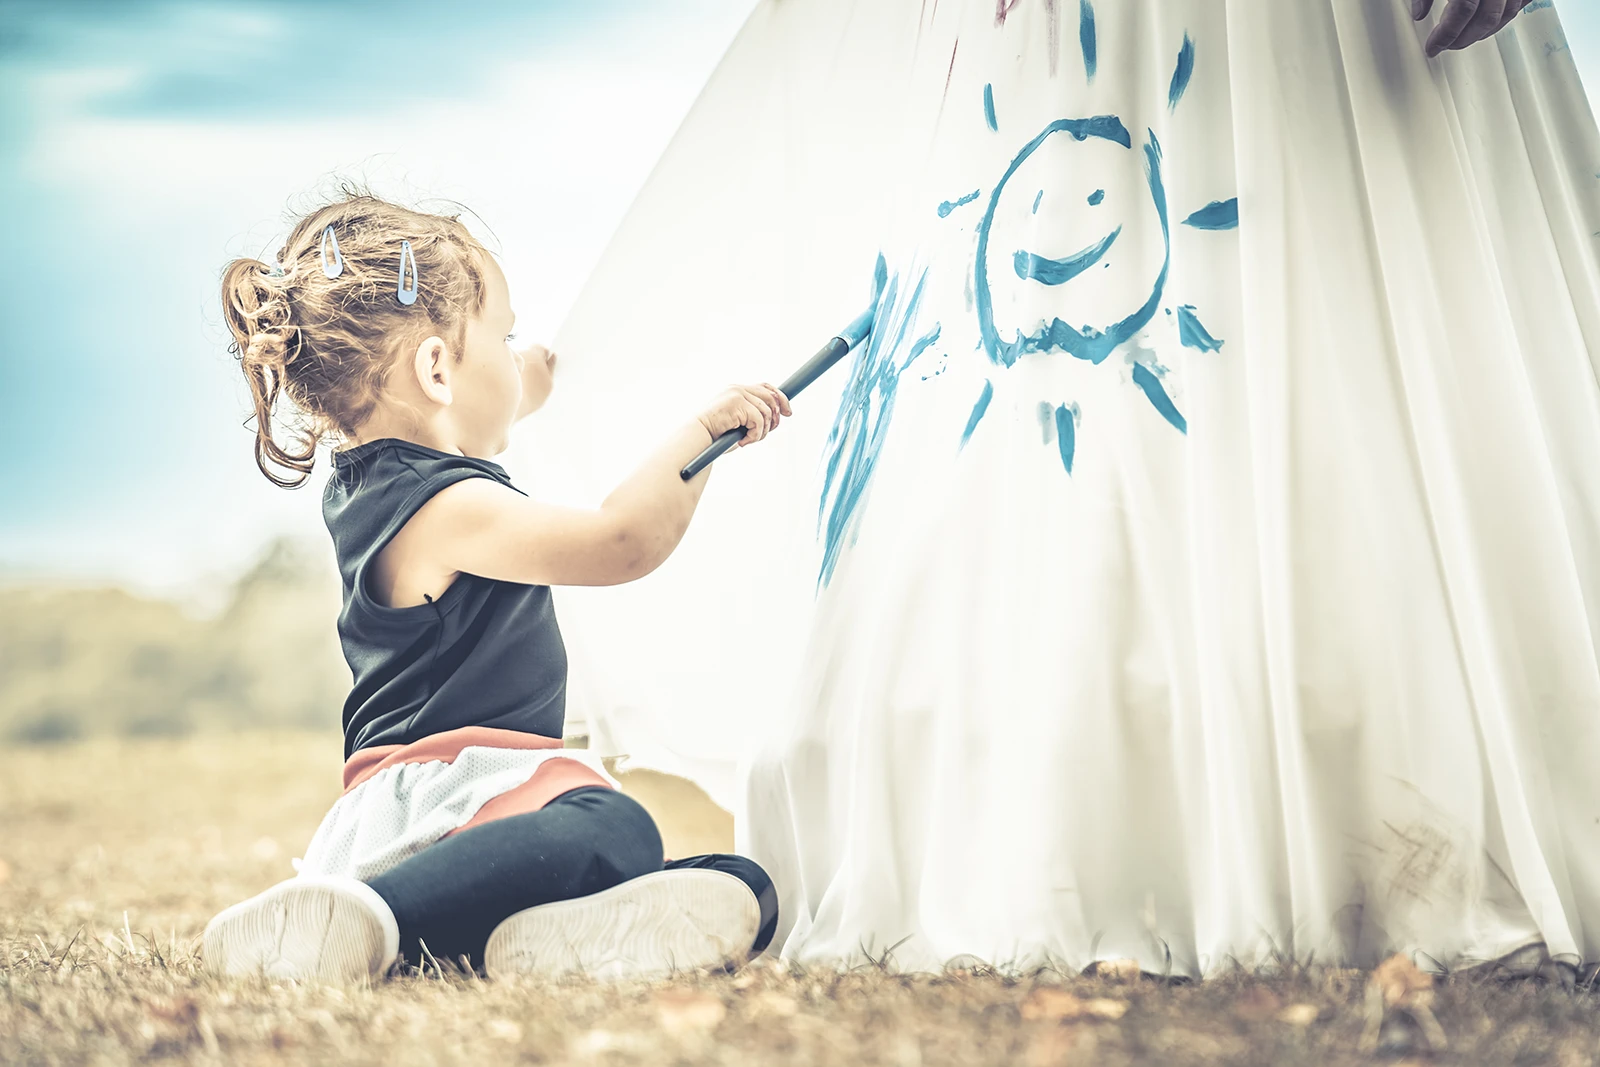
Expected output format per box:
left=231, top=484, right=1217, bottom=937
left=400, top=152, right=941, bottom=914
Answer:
left=983, top=83, right=998, bottom=130
left=1088, top=189, right=1105, bottom=206
left=1182, top=198, right=1238, bottom=230
left=1032, top=189, right=1044, bottom=214
left=1131, top=363, right=1186, bottom=433
left=1054, top=404, right=1076, bottom=473
left=976, top=125, right=1166, bottom=369
left=1168, top=34, right=1195, bottom=110
left=818, top=260, right=938, bottom=587
left=1013, top=226, right=1121, bottom=285
left=1079, top=0, right=1097, bottom=80
left=1176, top=305, right=1224, bottom=352
left=961, top=380, right=995, bottom=448
left=938, top=189, right=982, bottom=218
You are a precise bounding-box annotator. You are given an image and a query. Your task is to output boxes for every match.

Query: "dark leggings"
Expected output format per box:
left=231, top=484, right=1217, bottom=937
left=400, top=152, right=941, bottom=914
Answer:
left=365, top=787, right=778, bottom=968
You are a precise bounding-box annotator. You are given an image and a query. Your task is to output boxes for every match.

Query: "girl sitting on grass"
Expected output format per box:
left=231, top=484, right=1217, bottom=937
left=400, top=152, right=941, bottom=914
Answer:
left=203, top=192, right=786, bottom=982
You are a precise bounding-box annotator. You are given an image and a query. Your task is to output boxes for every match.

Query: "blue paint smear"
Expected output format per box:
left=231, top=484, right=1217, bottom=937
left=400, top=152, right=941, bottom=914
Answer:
left=1088, top=189, right=1105, bottom=206
left=983, top=83, right=998, bottom=131
left=1526, top=0, right=1553, bottom=9
left=1168, top=34, right=1195, bottom=110
left=1013, top=226, right=1121, bottom=285
left=817, top=263, right=938, bottom=587
left=937, top=189, right=982, bottom=218
left=1079, top=0, right=1097, bottom=80
left=1176, top=305, right=1224, bottom=352
left=1054, top=404, right=1076, bottom=473
left=1037, top=401, right=1057, bottom=444
left=975, top=122, right=1168, bottom=370
left=1181, top=198, right=1237, bottom=230
left=961, top=380, right=995, bottom=449
left=1132, top=363, right=1186, bottom=434
left=1032, top=189, right=1044, bottom=214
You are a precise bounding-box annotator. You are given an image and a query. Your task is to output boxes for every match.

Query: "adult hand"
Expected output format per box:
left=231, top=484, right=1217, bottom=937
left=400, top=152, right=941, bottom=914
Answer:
left=1413, top=0, right=1533, bottom=59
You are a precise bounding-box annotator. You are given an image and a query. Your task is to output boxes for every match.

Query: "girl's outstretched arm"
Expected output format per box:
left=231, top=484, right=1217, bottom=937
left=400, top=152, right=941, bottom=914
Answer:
left=378, top=384, right=790, bottom=597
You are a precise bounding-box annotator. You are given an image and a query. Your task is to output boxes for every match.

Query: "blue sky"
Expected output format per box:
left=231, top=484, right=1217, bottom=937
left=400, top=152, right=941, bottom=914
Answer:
left=0, top=1, right=1597, bottom=596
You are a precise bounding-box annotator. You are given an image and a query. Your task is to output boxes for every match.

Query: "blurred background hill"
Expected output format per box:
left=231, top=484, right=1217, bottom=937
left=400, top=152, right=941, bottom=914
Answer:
left=0, top=540, right=346, bottom=745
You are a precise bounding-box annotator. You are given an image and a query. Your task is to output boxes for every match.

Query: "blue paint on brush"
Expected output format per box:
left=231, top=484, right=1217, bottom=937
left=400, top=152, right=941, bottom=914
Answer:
left=1055, top=404, right=1076, bottom=473
left=938, top=189, right=982, bottom=218
left=1169, top=34, right=1195, bottom=110
left=1176, top=305, right=1224, bottom=352
left=1088, top=189, right=1105, bottom=206
left=1013, top=226, right=1121, bottom=285
left=983, top=83, right=998, bottom=130
left=975, top=125, right=1169, bottom=370
left=817, top=262, right=937, bottom=587
left=1033, top=190, right=1044, bottom=214
left=1079, top=0, right=1097, bottom=80
left=1182, top=198, right=1237, bottom=230
left=1132, top=363, right=1186, bottom=433
left=961, top=380, right=995, bottom=448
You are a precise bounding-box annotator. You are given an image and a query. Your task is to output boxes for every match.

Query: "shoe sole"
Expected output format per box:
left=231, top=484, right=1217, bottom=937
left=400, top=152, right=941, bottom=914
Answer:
left=203, top=877, right=398, bottom=981
left=484, top=869, right=760, bottom=981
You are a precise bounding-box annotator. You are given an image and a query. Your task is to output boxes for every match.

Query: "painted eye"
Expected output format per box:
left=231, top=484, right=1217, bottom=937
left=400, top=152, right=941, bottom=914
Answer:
left=505, top=333, right=518, bottom=344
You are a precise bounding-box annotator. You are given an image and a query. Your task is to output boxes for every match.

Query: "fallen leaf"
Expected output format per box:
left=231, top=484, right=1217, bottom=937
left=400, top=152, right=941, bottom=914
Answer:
left=655, top=990, right=727, bottom=1034
left=487, top=1019, right=522, bottom=1042
left=1278, top=1003, right=1320, bottom=1026
left=1371, top=953, right=1434, bottom=1009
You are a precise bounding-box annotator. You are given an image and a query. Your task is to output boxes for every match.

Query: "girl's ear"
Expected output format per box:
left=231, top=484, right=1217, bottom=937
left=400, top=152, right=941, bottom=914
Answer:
left=411, top=335, right=454, bottom=406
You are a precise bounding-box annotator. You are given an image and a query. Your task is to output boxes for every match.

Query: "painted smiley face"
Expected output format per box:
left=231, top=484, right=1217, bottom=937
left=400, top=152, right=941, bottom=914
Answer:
left=974, top=117, right=1171, bottom=371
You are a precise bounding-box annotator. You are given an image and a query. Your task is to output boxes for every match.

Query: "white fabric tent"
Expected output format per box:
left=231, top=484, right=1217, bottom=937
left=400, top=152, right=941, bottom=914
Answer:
left=512, top=0, right=1600, bottom=974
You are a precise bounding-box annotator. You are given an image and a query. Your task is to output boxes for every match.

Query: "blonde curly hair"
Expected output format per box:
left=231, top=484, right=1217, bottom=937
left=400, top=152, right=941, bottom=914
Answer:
left=220, top=190, right=490, bottom=488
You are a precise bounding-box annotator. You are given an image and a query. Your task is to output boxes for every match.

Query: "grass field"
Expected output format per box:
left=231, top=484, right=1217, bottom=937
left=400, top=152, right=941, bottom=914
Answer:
left=4, top=735, right=1600, bottom=1066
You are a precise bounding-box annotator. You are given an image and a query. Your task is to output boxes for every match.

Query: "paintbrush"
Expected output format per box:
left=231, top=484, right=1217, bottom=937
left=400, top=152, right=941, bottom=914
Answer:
left=679, top=304, right=877, bottom=480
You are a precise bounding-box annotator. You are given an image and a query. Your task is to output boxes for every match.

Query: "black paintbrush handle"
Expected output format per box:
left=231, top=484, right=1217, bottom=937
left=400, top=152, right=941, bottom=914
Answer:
left=678, top=322, right=865, bottom=481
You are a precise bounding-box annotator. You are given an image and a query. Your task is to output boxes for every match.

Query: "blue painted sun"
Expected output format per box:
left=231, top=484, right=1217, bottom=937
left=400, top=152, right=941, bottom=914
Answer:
left=817, top=4, right=1238, bottom=587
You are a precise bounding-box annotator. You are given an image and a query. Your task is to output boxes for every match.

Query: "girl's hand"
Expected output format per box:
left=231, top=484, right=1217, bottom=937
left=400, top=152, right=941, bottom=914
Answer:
left=1414, top=0, right=1532, bottom=57
left=517, top=342, right=558, bottom=420
left=697, top=383, right=792, bottom=447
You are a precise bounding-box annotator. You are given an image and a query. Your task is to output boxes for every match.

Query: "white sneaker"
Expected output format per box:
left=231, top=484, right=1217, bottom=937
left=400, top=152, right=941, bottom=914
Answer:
left=203, top=876, right=400, bottom=981
left=484, top=869, right=760, bottom=982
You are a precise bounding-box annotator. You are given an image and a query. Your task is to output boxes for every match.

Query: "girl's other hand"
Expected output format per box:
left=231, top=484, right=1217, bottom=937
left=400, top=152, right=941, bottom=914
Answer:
left=517, top=342, right=558, bottom=419
left=698, top=383, right=792, bottom=447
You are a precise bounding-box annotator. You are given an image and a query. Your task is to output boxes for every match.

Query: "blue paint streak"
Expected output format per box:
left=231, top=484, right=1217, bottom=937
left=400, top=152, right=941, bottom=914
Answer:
left=983, top=83, right=998, bottom=131
left=1037, top=401, right=1057, bottom=444
left=1181, top=198, right=1238, bottom=230
left=1012, top=226, right=1121, bottom=285
left=1088, top=189, right=1105, bottom=206
left=1526, top=0, right=1553, bottom=10
left=975, top=123, right=1168, bottom=371
left=937, top=189, right=982, bottom=218
left=818, top=262, right=938, bottom=587
left=1032, top=189, right=1044, bottom=214
left=1131, top=363, right=1186, bottom=434
left=1079, top=0, right=1097, bottom=80
left=1176, top=305, right=1224, bottom=352
left=961, top=380, right=995, bottom=449
left=1168, top=34, right=1195, bottom=110
left=1054, top=404, right=1076, bottom=473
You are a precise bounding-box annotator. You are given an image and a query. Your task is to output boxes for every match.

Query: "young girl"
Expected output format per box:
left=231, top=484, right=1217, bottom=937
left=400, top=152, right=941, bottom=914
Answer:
left=202, top=193, right=787, bottom=982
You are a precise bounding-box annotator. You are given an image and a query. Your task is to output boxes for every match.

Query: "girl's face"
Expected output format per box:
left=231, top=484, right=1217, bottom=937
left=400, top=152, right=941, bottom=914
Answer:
left=454, top=257, right=527, bottom=457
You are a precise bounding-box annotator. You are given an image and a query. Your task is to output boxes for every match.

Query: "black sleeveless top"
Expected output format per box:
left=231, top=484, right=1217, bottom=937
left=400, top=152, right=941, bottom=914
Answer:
left=323, top=439, right=567, bottom=757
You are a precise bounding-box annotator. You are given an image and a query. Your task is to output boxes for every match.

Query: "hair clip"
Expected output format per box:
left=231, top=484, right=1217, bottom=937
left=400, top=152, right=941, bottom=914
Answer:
left=319, top=226, right=344, bottom=279
left=396, top=240, right=418, bottom=305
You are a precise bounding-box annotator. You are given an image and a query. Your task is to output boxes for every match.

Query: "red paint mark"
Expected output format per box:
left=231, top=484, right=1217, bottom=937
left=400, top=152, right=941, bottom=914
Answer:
left=943, top=37, right=960, bottom=100
left=995, top=0, right=1022, bottom=26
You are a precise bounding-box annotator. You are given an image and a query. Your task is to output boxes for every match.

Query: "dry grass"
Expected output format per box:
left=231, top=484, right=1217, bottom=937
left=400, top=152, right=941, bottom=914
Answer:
left=4, top=736, right=1600, bottom=1066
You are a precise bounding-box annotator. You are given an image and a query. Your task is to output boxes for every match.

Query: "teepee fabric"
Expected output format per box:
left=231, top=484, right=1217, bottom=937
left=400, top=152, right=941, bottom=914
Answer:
left=513, top=0, right=1600, bottom=974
